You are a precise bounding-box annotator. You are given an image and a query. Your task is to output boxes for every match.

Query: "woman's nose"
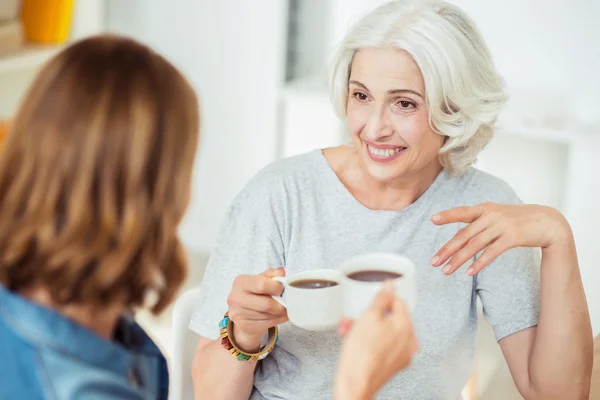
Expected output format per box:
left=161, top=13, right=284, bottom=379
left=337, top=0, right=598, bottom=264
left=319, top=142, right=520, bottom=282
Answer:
left=363, top=109, right=394, bottom=141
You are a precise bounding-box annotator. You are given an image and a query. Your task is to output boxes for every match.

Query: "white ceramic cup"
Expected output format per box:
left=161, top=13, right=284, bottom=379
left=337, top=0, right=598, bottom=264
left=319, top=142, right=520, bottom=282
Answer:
left=340, top=253, right=416, bottom=320
left=271, top=269, right=342, bottom=331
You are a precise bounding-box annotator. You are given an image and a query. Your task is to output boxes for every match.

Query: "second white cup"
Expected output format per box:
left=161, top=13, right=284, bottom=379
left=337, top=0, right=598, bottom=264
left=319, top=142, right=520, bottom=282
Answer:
left=340, top=252, right=416, bottom=320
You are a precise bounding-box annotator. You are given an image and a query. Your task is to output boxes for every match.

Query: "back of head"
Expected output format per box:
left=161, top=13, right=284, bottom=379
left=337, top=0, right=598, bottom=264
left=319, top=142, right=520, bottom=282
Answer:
left=330, top=0, right=508, bottom=174
left=0, top=35, right=199, bottom=314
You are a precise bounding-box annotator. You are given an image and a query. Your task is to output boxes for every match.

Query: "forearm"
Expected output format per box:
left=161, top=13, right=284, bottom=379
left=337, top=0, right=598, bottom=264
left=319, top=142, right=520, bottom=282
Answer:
left=333, top=386, right=371, bottom=400
left=333, top=373, right=373, bottom=400
left=192, top=338, right=257, bottom=400
left=528, top=235, right=593, bottom=399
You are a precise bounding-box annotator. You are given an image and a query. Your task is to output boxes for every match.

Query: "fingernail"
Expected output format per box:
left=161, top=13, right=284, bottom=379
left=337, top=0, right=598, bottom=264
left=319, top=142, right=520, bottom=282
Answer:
left=466, top=267, right=474, bottom=276
left=442, top=264, right=452, bottom=274
left=383, top=281, right=395, bottom=292
left=432, top=214, right=441, bottom=222
left=431, top=256, right=439, bottom=266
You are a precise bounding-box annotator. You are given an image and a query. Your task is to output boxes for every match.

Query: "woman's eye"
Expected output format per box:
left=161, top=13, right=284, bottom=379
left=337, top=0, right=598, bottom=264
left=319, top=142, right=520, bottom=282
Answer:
left=398, top=100, right=415, bottom=109
left=354, top=92, right=368, bottom=101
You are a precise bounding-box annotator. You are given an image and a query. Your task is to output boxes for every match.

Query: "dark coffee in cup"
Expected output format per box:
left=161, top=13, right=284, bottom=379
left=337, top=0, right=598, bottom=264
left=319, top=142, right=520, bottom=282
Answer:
left=290, top=279, right=339, bottom=289
left=347, top=270, right=402, bottom=282
left=340, top=254, right=415, bottom=320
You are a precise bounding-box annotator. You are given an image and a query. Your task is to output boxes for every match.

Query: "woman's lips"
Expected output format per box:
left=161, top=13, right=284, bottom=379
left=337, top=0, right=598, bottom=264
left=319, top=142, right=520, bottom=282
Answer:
left=367, top=144, right=407, bottom=162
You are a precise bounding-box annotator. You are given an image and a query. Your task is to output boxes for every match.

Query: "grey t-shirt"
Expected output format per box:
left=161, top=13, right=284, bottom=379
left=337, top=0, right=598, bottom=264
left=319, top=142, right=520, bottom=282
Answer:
left=190, top=150, right=540, bottom=400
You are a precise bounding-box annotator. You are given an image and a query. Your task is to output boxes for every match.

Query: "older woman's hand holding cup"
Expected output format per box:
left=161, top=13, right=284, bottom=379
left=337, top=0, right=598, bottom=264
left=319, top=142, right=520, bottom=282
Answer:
left=226, top=267, right=289, bottom=352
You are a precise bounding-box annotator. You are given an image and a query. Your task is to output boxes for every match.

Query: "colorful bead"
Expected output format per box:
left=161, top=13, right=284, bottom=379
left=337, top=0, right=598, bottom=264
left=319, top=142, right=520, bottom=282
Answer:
left=218, top=312, right=278, bottom=362
left=219, top=316, right=229, bottom=329
left=221, top=337, right=233, bottom=350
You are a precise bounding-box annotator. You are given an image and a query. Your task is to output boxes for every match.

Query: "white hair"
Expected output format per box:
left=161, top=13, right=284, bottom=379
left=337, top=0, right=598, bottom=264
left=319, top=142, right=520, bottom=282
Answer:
left=329, top=0, right=508, bottom=175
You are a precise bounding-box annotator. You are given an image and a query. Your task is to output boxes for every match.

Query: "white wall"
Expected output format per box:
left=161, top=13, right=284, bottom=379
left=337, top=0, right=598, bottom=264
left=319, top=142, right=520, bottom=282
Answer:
left=106, top=0, right=289, bottom=252
left=70, top=0, right=106, bottom=40
left=478, top=134, right=568, bottom=210
left=564, top=135, right=600, bottom=336
left=280, top=76, right=345, bottom=157
left=436, top=0, right=600, bottom=122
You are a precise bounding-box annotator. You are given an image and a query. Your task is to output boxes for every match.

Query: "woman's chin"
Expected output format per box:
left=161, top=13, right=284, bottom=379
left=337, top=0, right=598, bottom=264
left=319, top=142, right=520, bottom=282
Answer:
left=363, top=162, right=407, bottom=184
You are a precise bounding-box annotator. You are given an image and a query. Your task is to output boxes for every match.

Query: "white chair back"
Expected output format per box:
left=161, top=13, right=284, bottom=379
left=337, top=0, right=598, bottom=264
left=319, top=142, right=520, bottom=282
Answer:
left=169, top=288, right=202, bottom=400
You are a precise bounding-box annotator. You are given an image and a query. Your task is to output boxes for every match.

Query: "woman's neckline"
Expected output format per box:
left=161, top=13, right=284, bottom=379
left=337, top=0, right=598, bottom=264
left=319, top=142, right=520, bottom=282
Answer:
left=313, top=147, right=448, bottom=216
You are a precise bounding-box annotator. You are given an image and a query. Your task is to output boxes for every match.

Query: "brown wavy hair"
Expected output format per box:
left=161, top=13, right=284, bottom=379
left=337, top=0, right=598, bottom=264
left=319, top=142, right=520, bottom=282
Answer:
left=0, top=35, right=199, bottom=314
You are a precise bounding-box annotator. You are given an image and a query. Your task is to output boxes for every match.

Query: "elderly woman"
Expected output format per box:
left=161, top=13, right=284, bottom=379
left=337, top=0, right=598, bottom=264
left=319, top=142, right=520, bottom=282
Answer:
left=191, top=0, right=593, bottom=399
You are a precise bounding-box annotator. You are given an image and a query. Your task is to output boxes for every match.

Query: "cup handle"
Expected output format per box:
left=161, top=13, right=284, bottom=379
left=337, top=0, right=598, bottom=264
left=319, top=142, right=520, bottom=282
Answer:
left=271, top=276, right=287, bottom=308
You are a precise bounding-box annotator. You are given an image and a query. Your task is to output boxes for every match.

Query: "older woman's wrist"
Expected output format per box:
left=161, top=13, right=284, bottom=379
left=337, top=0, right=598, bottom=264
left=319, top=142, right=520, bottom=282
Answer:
left=542, top=235, right=577, bottom=260
left=542, top=207, right=574, bottom=250
left=231, top=325, right=262, bottom=353
left=540, top=217, right=578, bottom=271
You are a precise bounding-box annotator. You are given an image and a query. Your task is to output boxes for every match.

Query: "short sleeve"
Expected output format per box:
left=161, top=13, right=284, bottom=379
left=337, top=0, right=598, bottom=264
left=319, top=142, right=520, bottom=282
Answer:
left=476, top=246, right=541, bottom=341
left=468, top=171, right=542, bottom=341
left=188, top=184, right=285, bottom=340
left=473, top=181, right=542, bottom=341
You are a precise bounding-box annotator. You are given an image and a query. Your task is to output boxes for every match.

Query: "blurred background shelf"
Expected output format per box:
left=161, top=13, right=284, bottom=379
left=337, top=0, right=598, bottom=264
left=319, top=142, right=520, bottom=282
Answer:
left=0, top=0, right=104, bottom=119
left=0, top=44, right=63, bottom=75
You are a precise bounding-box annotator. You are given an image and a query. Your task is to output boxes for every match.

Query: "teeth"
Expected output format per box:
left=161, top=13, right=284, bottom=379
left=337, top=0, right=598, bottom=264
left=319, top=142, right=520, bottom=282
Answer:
left=368, top=145, right=404, bottom=157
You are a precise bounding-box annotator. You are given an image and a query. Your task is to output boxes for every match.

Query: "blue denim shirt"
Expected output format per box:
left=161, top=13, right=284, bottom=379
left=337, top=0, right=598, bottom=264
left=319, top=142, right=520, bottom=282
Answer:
left=0, top=285, right=169, bottom=399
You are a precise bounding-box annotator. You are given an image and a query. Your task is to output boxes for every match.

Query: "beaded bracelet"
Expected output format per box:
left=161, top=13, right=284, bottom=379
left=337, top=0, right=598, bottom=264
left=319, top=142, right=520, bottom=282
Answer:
left=219, top=312, right=279, bottom=361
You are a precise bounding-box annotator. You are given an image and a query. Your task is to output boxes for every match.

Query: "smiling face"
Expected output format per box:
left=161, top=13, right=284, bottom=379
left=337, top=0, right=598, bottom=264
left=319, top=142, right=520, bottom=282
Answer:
left=346, top=47, right=445, bottom=185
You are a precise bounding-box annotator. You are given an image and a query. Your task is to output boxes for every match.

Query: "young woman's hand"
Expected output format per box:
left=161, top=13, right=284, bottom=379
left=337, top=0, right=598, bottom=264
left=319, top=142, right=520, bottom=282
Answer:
left=334, top=283, right=418, bottom=399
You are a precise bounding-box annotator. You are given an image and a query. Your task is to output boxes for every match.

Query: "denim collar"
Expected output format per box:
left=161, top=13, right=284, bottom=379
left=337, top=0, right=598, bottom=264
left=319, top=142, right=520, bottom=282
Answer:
left=0, top=285, right=162, bottom=375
